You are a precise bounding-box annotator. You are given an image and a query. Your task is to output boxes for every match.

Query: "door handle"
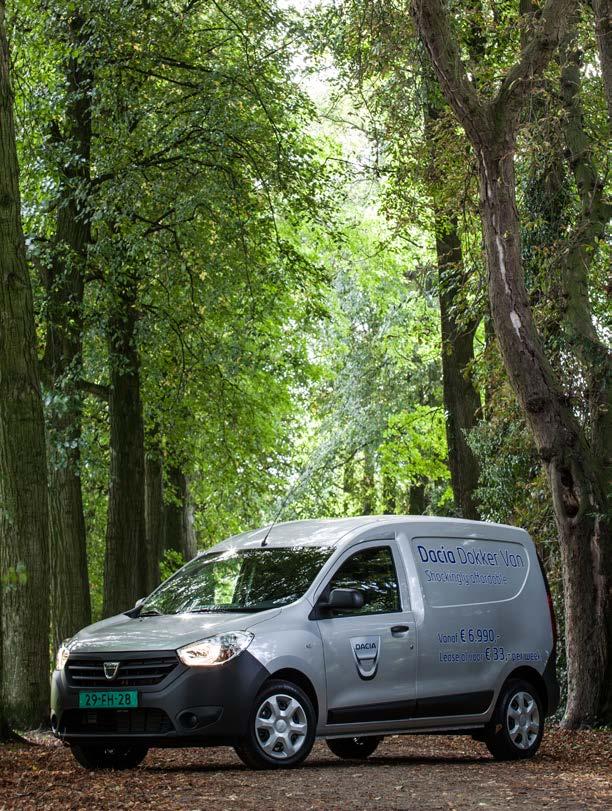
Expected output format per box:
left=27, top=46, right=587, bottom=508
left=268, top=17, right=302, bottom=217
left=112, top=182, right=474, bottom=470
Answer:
left=390, top=625, right=410, bottom=635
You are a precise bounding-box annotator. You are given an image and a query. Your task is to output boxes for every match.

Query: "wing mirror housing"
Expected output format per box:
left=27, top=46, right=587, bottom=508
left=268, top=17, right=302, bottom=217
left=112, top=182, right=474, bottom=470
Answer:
left=322, top=587, right=365, bottom=611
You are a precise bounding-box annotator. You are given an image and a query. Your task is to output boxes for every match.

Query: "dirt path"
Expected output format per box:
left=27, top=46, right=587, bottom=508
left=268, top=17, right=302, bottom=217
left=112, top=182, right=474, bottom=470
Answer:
left=1, top=728, right=610, bottom=810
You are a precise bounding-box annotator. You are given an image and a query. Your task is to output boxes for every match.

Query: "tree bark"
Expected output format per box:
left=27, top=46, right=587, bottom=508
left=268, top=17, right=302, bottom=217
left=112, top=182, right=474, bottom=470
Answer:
left=435, top=220, right=481, bottom=519
left=103, top=278, right=147, bottom=615
left=559, top=27, right=612, bottom=488
left=478, top=144, right=610, bottom=726
left=423, top=85, right=481, bottom=519
left=360, top=449, right=376, bottom=515
left=343, top=457, right=355, bottom=515
left=144, top=451, right=164, bottom=592
left=408, top=480, right=426, bottom=514
left=164, top=467, right=197, bottom=561
left=0, top=576, right=9, bottom=740
left=382, top=470, right=396, bottom=514
left=43, top=15, right=93, bottom=647
left=0, top=0, right=51, bottom=728
left=591, top=0, right=612, bottom=125
left=411, top=0, right=611, bottom=724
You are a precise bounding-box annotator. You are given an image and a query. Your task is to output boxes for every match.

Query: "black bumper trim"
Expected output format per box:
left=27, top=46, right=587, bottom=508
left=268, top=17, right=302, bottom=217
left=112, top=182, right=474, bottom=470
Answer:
left=328, top=690, right=493, bottom=725
left=51, top=650, right=269, bottom=745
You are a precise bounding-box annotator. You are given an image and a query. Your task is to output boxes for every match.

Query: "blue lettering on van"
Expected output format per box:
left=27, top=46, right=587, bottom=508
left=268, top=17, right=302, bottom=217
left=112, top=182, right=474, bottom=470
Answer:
left=500, top=550, right=524, bottom=568
left=417, top=544, right=524, bottom=569
left=417, top=544, right=456, bottom=564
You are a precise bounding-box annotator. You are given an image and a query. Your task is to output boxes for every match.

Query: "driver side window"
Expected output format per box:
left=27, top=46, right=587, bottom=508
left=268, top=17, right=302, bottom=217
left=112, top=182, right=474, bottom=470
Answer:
left=326, top=546, right=401, bottom=616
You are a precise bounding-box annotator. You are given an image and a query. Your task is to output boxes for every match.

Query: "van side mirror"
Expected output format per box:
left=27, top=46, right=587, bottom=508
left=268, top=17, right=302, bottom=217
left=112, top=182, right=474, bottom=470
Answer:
left=322, top=588, right=365, bottom=611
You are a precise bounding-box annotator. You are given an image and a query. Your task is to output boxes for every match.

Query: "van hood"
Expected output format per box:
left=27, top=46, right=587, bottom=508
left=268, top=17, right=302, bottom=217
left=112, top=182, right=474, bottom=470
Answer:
left=68, top=608, right=281, bottom=653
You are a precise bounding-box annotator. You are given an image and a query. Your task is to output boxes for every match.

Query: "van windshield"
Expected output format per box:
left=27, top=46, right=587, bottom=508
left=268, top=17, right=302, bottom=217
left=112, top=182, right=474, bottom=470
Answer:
left=140, top=546, right=332, bottom=615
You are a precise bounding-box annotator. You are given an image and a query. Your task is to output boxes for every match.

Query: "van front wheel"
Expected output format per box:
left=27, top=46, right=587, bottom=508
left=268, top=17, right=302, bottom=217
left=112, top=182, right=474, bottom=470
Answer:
left=326, top=736, right=382, bottom=760
left=234, top=679, right=316, bottom=770
left=485, top=679, right=544, bottom=760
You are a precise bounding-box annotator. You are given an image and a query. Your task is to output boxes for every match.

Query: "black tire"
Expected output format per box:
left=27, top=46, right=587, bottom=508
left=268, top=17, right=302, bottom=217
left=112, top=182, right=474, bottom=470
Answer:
left=234, top=679, right=316, bottom=770
left=485, top=679, right=544, bottom=761
left=326, top=736, right=382, bottom=760
left=71, top=743, right=149, bottom=770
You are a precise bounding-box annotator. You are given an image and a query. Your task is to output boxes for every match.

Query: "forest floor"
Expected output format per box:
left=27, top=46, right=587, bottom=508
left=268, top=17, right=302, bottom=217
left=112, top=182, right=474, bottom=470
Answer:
left=0, top=727, right=610, bottom=810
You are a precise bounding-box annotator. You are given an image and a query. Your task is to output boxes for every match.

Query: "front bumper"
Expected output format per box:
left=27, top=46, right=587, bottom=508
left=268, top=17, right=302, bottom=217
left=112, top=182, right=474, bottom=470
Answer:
left=51, top=649, right=269, bottom=746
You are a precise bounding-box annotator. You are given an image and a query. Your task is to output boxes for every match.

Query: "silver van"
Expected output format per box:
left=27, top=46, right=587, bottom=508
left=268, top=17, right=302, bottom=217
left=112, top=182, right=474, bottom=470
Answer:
left=51, top=516, right=559, bottom=770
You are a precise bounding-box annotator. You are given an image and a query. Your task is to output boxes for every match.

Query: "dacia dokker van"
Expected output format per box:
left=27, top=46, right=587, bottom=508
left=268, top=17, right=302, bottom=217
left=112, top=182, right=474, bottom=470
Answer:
left=51, top=516, right=560, bottom=770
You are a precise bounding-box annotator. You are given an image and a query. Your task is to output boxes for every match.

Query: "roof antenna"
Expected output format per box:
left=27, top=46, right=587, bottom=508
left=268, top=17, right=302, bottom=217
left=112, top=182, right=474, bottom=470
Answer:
left=260, top=436, right=377, bottom=546
left=261, top=462, right=315, bottom=547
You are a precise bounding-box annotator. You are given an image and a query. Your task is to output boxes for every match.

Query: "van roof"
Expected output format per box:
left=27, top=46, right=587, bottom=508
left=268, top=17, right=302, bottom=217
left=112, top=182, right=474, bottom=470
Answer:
left=214, top=515, right=526, bottom=551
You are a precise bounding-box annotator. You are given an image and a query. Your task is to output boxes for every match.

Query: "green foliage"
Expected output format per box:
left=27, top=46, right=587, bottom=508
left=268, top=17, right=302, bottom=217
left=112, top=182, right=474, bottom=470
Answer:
left=5, top=1, right=608, bottom=727
left=159, top=550, right=185, bottom=584
left=1, top=564, right=28, bottom=589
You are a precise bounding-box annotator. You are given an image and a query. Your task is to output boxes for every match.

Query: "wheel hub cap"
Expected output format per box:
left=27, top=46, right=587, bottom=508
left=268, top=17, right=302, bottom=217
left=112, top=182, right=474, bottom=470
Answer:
left=506, top=690, right=540, bottom=750
left=255, top=693, right=308, bottom=760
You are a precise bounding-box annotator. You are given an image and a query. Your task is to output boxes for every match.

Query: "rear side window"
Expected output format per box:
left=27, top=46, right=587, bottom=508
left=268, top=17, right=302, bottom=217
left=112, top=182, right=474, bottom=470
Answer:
left=326, top=546, right=401, bottom=616
left=411, top=537, right=530, bottom=607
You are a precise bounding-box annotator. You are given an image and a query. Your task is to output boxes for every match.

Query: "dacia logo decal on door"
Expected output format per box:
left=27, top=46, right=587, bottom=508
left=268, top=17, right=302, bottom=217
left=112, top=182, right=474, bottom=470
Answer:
left=350, top=636, right=381, bottom=680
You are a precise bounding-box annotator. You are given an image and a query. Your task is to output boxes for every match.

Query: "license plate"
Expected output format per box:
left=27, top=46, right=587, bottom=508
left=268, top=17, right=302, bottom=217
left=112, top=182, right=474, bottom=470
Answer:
left=78, top=690, right=138, bottom=709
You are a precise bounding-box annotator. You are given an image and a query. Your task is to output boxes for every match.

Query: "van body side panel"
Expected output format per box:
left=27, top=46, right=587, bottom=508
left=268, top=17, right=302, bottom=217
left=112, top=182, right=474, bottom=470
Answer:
left=398, top=525, right=554, bottom=723
left=245, top=602, right=328, bottom=725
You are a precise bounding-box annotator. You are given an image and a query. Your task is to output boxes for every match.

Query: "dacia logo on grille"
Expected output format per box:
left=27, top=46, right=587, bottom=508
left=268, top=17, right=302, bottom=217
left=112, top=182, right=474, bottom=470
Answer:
left=103, top=661, right=120, bottom=680
left=350, top=636, right=381, bottom=680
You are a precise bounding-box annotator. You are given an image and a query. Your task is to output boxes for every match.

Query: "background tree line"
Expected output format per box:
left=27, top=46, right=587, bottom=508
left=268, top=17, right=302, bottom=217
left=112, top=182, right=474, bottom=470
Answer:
left=0, top=0, right=609, bottom=738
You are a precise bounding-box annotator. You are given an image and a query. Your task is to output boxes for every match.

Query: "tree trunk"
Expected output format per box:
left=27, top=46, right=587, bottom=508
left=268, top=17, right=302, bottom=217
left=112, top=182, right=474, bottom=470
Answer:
left=382, top=470, right=396, bottom=514
left=0, top=580, right=9, bottom=740
left=43, top=20, right=93, bottom=646
left=103, top=279, right=147, bottom=615
left=424, top=77, right=482, bottom=522
left=360, top=449, right=376, bottom=515
left=144, top=451, right=164, bottom=592
left=559, top=28, right=612, bottom=488
left=435, top=220, right=482, bottom=519
left=478, top=143, right=610, bottom=726
left=0, top=1, right=51, bottom=728
left=343, top=457, right=355, bottom=515
left=164, top=467, right=197, bottom=561
left=592, top=0, right=612, bottom=125
left=409, top=480, right=427, bottom=514
left=412, top=0, right=610, bottom=726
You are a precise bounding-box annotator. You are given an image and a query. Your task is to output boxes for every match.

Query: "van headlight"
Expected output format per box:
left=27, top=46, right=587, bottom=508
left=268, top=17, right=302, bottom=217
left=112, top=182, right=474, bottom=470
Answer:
left=177, top=632, right=253, bottom=667
left=55, top=640, right=72, bottom=671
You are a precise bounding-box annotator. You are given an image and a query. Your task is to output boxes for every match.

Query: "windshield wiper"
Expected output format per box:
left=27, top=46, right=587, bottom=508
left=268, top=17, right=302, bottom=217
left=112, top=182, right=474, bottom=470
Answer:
left=139, top=609, right=163, bottom=617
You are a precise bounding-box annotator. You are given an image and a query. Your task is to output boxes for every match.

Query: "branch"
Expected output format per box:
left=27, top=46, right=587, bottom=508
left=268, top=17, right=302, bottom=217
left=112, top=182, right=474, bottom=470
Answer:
left=412, top=0, right=575, bottom=147
left=410, top=0, right=487, bottom=145
left=492, top=0, right=574, bottom=132
left=78, top=380, right=110, bottom=402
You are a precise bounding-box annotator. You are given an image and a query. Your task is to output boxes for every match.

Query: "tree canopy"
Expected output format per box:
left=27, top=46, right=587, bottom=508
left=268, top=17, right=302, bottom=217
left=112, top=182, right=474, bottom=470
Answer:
left=0, top=0, right=609, bottom=733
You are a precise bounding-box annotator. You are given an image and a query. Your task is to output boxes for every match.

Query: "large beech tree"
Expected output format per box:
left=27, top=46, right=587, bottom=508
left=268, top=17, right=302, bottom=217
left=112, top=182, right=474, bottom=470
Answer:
left=42, top=10, right=93, bottom=646
left=0, top=0, right=50, bottom=728
left=411, top=0, right=611, bottom=725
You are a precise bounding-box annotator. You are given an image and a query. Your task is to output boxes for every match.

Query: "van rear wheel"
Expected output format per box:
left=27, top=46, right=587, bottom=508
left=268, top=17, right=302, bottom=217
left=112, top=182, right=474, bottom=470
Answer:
left=70, top=743, right=148, bottom=770
left=326, top=736, right=382, bottom=760
left=234, top=679, right=316, bottom=770
left=485, top=679, right=543, bottom=760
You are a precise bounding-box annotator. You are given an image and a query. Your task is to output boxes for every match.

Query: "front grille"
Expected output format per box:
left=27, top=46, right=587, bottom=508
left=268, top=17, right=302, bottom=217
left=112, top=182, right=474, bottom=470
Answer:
left=66, top=656, right=178, bottom=687
left=60, top=708, right=174, bottom=736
